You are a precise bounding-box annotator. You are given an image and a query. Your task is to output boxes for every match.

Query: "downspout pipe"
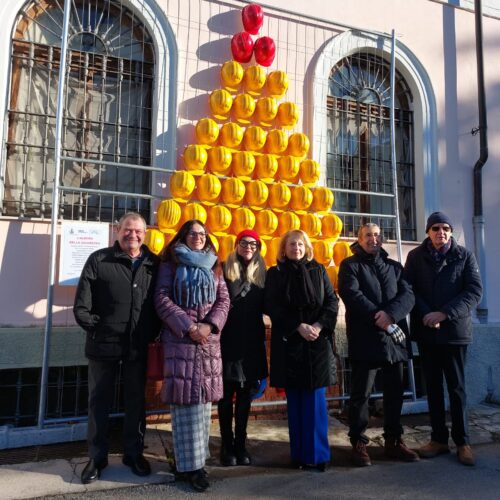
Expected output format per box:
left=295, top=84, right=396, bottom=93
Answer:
left=472, top=0, right=488, bottom=322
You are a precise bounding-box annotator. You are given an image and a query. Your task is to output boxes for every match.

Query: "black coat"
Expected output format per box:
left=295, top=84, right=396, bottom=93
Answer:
left=403, top=237, right=482, bottom=345
left=338, top=243, right=414, bottom=364
left=220, top=275, right=268, bottom=383
left=73, top=242, right=160, bottom=361
left=265, top=259, right=338, bottom=390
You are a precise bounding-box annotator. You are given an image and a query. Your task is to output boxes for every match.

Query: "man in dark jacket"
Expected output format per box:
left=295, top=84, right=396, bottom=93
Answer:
left=74, top=212, right=160, bottom=484
left=404, top=212, right=482, bottom=466
left=338, top=223, right=418, bottom=466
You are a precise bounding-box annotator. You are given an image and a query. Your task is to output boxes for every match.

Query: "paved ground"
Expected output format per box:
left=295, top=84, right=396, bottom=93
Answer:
left=1, top=404, right=499, bottom=499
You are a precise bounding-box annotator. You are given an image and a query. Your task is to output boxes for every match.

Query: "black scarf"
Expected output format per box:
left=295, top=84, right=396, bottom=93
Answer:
left=226, top=254, right=253, bottom=302
left=280, top=257, right=318, bottom=310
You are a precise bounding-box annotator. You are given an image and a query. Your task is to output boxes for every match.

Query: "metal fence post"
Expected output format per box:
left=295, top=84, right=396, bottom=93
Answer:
left=37, top=0, right=72, bottom=428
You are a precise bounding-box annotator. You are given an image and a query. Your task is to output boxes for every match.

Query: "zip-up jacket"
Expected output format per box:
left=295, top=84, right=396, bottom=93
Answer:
left=403, top=237, right=482, bottom=345
left=73, top=241, right=160, bottom=361
left=338, top=243, right=414, bottom=364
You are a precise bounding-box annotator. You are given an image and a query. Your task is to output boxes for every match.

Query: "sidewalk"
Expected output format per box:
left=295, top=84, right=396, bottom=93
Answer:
left=0, top=404, right=499, bottom=500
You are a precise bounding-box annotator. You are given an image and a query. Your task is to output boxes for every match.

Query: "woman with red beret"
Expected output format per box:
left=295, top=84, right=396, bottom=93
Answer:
left=218, top=229, right=268, bottom=466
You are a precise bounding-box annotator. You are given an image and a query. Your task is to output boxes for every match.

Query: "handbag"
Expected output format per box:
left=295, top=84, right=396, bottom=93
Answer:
left=147, top=337, right=164, bottom=381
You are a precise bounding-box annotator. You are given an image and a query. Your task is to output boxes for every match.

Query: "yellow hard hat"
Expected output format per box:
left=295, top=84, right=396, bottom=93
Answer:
left=322, top=213, right=343, bottom=238
left=313, top=239, right=334, bottom=266
left=157, top=199, right=182, bottom=232
left=267, top=70, right=289, bottom=98
left=277, top=156, right=300, bottom=183
left=221, top=177, right=246, bottom=207
left=183, top=144, right=208, bottom=174
left=209, top=89, right=233, bottom=119
left=144, top=228, right=166, bottom=255
left=277, top=102, right=299, bottom=128
left=220, top=60, right=244, bottom=91
left=255, top=97, right=278, bottom=126
left=243, top=65, right=267, bottom=95
left=268, top=182, right=291, bottom=210
left=169, top=170, right=196, bottom=201
left=231, top=207, right=256, bottom=233
left=266, top=129, right=289, bottom=155
left=245, top=179, right=269, bottom=209
left=254, top=209, right=278, bottom=236
left=195, top=118, right=219, bottom=145
left=311, top=187, right=334, bottom=213
left=219, top=122, right=244, bottom=149
left=231, top=151, right=256, bottom=180
left=287, top=133, right=310, bottom=158
left=254, top=154, right=278, bottom=183
left=300, top=213, right=322, bottom=237
left=206, top=205, right=232, bottom=235
left=232, top=93, right=256, bottom=123
left=196, top=173, right=222, bottom=205
left=299, top=159, right=320, bottom=185
left=207, top=146, right=232, bottom=176
left=289, top=185, right=313, bottom=212
left=243, top=126, right=267, bottom=152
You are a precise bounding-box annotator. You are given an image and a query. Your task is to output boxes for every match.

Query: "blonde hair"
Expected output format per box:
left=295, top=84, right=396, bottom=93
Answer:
left=277, top=230, right=314, bottom=262
left=224, top=250, right=266, bottom=288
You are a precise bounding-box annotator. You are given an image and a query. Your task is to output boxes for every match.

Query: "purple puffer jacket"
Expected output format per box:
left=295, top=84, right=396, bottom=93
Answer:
left=154, top=261, right=230, bottom=405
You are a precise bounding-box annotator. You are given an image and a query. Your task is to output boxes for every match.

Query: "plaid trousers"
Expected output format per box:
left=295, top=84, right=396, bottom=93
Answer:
left=170, top=402, right=212, bottom=472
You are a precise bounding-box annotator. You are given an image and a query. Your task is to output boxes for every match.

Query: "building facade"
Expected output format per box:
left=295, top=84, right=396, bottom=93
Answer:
left=0, top=0, right=499, bottom=441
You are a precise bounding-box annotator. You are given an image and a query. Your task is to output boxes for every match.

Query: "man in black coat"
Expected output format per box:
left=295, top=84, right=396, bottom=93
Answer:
left=338, top=223, right=419, bottom=466
left=404, top=212, right=482, bottom=466
left=74, top=212, right=160, bottom=484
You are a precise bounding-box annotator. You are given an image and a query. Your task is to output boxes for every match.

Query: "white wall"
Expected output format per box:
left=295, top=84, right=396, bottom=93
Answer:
left=0, top=0, right=499, bottom=321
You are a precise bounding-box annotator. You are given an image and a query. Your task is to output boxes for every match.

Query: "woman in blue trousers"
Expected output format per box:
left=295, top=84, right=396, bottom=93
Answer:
left=265, top=230, right=338, bottom=470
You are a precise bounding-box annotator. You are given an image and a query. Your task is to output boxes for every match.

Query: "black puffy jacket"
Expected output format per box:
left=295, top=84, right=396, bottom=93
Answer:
left=403, top=237, right=482, bottom=345
left=338, top=243, right=414, bottom=364
left=265, top=259, right=338, bottom=390
left=73, top=242, right=160, bottom=361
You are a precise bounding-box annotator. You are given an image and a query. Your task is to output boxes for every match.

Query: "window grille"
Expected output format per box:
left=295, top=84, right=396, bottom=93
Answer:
left=327, top=52, right=416, bottom=240
left=2, top=0, right=155, bottom=222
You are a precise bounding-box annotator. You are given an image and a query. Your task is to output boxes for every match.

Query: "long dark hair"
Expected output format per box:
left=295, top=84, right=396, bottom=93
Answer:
left=160, top=219, right=221, bottom=272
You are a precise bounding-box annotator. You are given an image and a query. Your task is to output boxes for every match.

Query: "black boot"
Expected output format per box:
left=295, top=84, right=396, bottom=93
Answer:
left=234, top=387, right=252, bottom=466
left=218, top=394, right=237, bottom=466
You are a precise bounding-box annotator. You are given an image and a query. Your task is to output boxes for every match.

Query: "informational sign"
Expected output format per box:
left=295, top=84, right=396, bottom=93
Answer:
left=59, top=222, right=110, bottom=286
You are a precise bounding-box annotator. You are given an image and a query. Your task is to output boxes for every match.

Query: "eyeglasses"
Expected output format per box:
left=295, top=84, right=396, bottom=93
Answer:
left=187, top=230, right=207, bottom=238
left=430, top=225, right=451, bottom=232
left=238, top=240, right=258, bottom=249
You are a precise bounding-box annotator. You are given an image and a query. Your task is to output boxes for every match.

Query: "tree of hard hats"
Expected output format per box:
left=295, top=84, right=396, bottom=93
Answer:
left=145, top=3, right=353, bottom=285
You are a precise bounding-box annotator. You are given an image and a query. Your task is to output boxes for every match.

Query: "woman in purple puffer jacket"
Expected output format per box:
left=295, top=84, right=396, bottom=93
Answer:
left=154, top=219, right=230, bottom=492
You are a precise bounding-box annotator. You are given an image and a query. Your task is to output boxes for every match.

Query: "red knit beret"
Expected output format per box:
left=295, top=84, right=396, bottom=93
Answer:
left=235, top=229, right=261, bottom=245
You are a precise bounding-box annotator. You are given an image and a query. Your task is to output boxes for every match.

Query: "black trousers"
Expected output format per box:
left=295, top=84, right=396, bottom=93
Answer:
left=348, top=360, right=405, bottom=444
left=418, top=343, right=469, bottom=446
left=217, top=379, right=253, bottom=448
left=87, top=358, right=147, bottom=462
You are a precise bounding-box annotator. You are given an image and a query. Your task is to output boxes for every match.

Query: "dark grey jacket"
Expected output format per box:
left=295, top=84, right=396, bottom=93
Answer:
left=74, top=242, right=160, bottom=361
left=338, top=243, right=414, bottom=364
left=403, top=237, right=482, bottom=345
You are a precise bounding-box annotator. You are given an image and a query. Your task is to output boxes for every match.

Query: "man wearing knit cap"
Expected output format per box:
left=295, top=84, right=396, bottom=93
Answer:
left=404, top=212, right=482, bottom=466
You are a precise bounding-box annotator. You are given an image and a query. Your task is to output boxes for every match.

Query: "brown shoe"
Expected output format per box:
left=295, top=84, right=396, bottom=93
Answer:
left=457, top=445, right=475, bottom=466
left=351, top=441, right=372, bottom=467
left=385, top=438, right=420, bottom=462
left=417, top=441, right=450, bottom=458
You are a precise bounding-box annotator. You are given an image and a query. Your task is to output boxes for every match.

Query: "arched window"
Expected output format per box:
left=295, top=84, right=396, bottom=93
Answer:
left=3, top=0, right=155, bottom=221
left=327, top=52, right=416, bottom=240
